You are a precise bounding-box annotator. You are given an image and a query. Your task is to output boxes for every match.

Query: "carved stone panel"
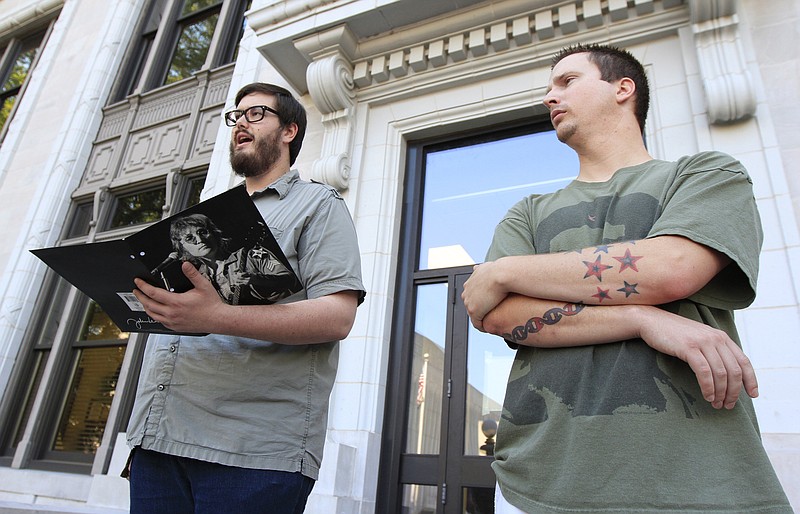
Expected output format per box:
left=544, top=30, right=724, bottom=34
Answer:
left=151, top=122, right=186, bottom=167
left=121, top=131, right=155, bottom=175
left=82, top=142, right=117, bottom=187
left=190, top=109, right=223, bottom=163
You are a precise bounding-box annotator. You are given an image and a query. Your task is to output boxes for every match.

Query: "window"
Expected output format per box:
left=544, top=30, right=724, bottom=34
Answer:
left=0, top=176, right=204, bottom=472
left=0, top=30, right=48, bottom=139
left=108, top=187, right=167, bottom=229
left=0, top=0, right=245, bottom=476
left=163, top=0, right=223, bottom=85
left=0, top=275, right=66, bottom=462
left=112, top=0, right=250, bottom=102
left=46, top=303, right=129, bottom=458
left=378, top=121, right=578, bottom=513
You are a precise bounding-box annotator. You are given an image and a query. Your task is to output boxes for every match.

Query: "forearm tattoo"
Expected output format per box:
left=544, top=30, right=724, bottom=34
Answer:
left=503, top=302, right=585, bottom=343
left=577, top=242, right=643, bottom=303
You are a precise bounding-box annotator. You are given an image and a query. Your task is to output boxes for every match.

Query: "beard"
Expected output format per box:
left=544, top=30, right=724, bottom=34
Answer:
left=229, top=128, right=283, bottom=178
left=555, top=121, right=576, bottom=143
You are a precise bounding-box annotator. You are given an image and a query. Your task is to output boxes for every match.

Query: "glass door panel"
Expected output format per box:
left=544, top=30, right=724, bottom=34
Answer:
left=406, top=283, right=448, bottom=455
left=403, top=484, right=439, bottom=514
left=464, top=323, right=514, bottom=457
left=463, top=487, right=494, bottom=514
left=419, top=130, right=578, bottom=271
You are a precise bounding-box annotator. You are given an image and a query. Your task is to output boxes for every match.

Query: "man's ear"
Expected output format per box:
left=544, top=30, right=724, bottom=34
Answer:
left=616, top=77, right=636, bottom=105
left=282, top=122, right=299, bottom=144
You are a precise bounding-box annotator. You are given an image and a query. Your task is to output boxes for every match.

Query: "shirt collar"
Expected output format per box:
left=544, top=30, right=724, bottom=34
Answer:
left=249, top=169, right=299, bottom=200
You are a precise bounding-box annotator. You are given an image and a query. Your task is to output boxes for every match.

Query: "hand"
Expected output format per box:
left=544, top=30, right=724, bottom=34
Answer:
left=636, top=306, right=758, bottom=410
left=133, top=261, right=228, bottom=333
left=462, top=261, right=509, bottom=331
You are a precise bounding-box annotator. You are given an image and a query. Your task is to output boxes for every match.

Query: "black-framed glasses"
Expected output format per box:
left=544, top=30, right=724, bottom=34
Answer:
left=223, top=105, right=280, bottom=126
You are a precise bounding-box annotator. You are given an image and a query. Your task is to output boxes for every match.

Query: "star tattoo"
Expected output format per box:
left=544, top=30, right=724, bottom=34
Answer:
left=617, top=281, right=639, bottom=298
left=613, top=249, right=643, bottom=273
left=583, top=255, right=613, bottom=281
left=592, top=287, right=612, bottom=302
left=594, top=245, right=611, bottom=254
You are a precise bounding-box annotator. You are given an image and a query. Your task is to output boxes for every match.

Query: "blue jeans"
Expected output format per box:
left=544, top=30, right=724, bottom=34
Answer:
left=128, top=448, right=315, bottom=514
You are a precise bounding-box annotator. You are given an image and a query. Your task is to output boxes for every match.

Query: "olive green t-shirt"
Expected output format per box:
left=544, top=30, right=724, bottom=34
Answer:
left=487, top=152, right=791, bottom=512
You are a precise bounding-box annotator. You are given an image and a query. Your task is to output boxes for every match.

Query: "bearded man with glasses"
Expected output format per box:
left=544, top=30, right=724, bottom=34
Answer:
left=125, top=83, right=365, bottom=514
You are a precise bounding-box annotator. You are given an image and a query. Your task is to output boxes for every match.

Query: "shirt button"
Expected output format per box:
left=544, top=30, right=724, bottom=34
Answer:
left=157, top=384, right=165, bottom=391
left=170, top=345, right=177, bottom=352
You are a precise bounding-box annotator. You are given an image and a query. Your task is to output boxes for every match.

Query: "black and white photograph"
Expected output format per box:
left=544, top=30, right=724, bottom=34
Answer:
left=32, top=185, right=301, bottom=334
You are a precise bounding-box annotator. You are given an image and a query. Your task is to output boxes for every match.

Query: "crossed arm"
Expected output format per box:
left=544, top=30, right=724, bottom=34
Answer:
left=461, top=235, right=758, bottom=410
left=133, top=261, right=359, bottom=344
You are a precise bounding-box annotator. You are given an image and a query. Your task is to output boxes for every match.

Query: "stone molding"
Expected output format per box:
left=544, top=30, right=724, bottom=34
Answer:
left=296, top=26, right=358, bottom=190
left=252, top=0, right=693, bottom=190
left=344, top=0, right=684, bottom=89
left=77, top=68, right=232, bottom=196
left=0, top=0, right=62, bottom=38
left=688, top=0, right=755, bottom=123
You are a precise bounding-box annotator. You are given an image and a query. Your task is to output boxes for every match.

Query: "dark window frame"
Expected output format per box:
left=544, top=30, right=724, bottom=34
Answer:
left=377, top=119, right=556, bottom=513
left=110, top=0, right=249, bottom=103
left=0, top=171, right=206, bottom=473
left=160, top=0, right=223, bottom=86
left=0, top=24, right=53, bottom=143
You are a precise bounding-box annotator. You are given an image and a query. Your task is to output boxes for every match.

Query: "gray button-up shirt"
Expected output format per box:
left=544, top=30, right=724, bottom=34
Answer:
left=126, top=170, right=365, bottom=479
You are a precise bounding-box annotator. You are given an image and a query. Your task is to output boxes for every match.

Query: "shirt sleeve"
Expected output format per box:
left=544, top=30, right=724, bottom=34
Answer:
left=648, top=151, right=763, bottom=310
left=296, top=188, right=366, bottom=304
left=485, top=196, right=540, bottom=262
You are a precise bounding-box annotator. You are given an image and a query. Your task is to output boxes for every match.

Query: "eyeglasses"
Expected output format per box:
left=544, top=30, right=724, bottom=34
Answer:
left=223, top=105, right=280, bottom=127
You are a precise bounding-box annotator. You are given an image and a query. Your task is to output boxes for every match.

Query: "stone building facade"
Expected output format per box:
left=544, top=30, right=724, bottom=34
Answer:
left=0, top=0, right=797, bottom=512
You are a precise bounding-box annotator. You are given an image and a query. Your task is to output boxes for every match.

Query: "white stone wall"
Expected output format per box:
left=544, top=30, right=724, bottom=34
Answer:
left=0, top=0, right=142, bottom=510
left=737, top=1, right=800, bottom=507
left=0, top=0, right=796, bottom=512
left=0, top=0, right=142, bottom=422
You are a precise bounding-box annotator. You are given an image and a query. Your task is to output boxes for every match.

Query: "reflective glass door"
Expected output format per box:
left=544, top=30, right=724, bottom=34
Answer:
left=379, top=121, right=577, bottom=513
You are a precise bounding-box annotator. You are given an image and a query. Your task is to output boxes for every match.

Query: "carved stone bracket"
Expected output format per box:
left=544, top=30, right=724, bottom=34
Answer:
left=295, top=27, right=357, bottom=191
left=688, top=0, right=755, bottom=124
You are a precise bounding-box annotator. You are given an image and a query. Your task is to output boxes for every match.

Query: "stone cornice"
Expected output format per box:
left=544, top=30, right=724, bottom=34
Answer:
left=349, top=0, right=688, bottom=98
left=248, top=0, right=700, bottom=190
left=246, top=0, right=337, bottom=30
left=252, top=0, right=693, bottom=190
left=254, top=1, right=689, bottom=94
left=0, top=0, right=63, bottom=39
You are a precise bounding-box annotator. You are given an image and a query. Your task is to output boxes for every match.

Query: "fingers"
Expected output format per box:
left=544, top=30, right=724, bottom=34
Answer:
left=181, top=261, right=207, bottom=287
left=708, top=346, right=738, bottom=409
left=132, top=286, right=165, bottom=321
left=738, top=349, right=759, bottom=399
left=683, top=348, right=720, bottom=408
left=133, top=277, right=178, bottom=321
left=133, top=279, right=160, bottom=311
left=470, top=317, right=485, bottom=332
left=684, top=333, right=756, bottom=410
left=715, top=341, right=745, bottom=409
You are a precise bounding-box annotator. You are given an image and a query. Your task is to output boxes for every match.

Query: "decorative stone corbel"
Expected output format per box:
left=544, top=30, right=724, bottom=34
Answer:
left=295, top=26, right=358, bottom=191
left=688, top=0, right=755, bottom=124
left=161, top=168, right=180, bottom=218
left=87, top=186, right=108, bottom=243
